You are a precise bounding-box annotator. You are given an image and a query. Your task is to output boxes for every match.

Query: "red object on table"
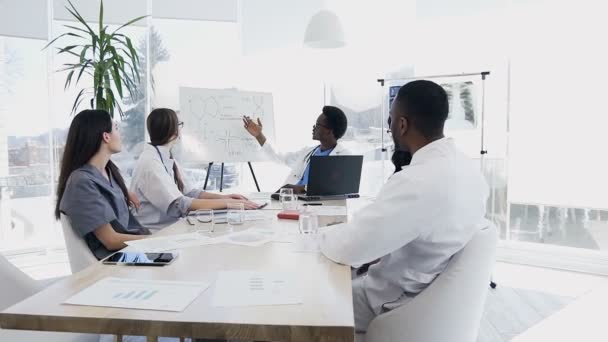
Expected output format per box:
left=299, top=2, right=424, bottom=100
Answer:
left=277, top=210, right=300, bottom=220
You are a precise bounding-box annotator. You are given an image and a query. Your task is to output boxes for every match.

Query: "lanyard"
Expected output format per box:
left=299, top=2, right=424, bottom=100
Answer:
left=152, top=145, right=171, bottom=176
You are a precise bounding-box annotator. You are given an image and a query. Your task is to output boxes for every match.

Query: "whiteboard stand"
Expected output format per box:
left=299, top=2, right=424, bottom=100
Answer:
left=203, top=162, right=261, bottom=192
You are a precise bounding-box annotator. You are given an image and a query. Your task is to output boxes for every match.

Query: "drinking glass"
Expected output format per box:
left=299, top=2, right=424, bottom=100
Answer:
left=227, top=202, right=245, bottom=232
left=195, top=209, right=214, bottom=233
left=298, top=210, right=319, bottom=235
left=280, top=188, right=297, bottom=211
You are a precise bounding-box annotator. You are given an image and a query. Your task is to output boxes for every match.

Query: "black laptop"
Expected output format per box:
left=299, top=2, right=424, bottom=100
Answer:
left=298, top=155, right=363, bottom=201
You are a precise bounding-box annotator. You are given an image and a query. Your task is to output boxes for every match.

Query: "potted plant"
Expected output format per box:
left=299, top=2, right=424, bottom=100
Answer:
left=44, top=0, right=147, bottom=118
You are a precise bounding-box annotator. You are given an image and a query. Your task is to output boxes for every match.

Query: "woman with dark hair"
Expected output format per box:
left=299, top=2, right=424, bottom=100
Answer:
left=56, top=110, right=150, bottom=260
left=130, top=108, right=259, bottom=231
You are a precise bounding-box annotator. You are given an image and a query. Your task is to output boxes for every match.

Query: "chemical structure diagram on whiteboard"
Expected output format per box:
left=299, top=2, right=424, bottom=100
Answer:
left=179, top=87, right=275, bottom=162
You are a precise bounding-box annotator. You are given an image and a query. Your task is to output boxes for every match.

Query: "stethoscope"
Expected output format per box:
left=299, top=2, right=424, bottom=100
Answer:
left=303, top=145, right=335, bottom=163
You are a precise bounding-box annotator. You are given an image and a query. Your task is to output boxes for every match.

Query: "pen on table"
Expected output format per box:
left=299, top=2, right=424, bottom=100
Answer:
left=303, top=203, right=323, bottom=206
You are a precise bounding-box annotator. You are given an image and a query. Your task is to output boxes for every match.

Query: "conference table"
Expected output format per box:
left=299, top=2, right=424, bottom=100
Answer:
left=0, top=198, right=357, bottom=342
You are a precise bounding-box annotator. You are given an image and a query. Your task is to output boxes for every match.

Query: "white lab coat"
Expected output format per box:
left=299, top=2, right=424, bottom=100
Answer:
left=261, top=141, right=351, bottom=185
left=130, top=144, right=199, bottom=231
left=319, top=137, right=489, bottom=330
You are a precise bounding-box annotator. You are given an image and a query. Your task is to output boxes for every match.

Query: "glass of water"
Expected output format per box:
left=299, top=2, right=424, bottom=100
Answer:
left=280, top=188, right=297, bottom=211
left=195, top=209, right=214, bottom=233
left=298, top=210, right=319, bottom=235
left=227, top=202, right=245, bottom=231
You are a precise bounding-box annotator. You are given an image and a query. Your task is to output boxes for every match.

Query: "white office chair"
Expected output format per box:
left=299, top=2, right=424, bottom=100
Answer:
left=359, top=225, right=498, bottom=342
left=0, top=254, right=99, bottom=342
left=60, top=214, right=98, bottom=274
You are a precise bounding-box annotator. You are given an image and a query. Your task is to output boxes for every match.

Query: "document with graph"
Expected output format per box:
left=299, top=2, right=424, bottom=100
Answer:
left=64, top=277, right=210, bottom=312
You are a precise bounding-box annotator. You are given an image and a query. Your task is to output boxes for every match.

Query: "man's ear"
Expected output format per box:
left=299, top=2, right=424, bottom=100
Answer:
left=399, top=116, right=408, bottom=136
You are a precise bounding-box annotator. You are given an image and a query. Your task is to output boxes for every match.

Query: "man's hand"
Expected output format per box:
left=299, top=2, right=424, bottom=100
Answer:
left=243, top=116, right=266, bottom=146
left=243, top=116, right=263, bottom=137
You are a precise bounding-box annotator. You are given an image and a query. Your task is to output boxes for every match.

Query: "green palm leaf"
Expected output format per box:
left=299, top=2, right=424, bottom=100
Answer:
left=47, top=0, right=146, bottom=117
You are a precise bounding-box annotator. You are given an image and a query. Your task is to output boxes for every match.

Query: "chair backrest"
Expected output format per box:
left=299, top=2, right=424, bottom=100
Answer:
left=60, top=214, right=97, bottom=274
left=0, top=255, right=104, bottom=342
left=0, top=254, right=41, bottom=310
left=364, top=225, right=498, bottom=342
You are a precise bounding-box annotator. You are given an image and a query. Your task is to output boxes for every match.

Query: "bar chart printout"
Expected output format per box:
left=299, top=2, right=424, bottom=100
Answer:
left=64, top=277, right=211, bottom=312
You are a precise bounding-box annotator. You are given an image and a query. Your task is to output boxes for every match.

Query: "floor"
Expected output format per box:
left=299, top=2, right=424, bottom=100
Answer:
left=480, top=262, right=608, bottom=342
left=4, top=249, right=608, bottom=342
left=478, top=285, right=574, bottom=341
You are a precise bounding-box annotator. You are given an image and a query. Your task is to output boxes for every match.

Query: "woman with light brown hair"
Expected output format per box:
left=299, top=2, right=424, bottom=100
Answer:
left=130, top=108, right=259, bottom=231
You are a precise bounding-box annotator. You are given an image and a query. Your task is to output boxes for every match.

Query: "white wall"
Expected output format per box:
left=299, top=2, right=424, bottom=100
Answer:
left=0, top=0, right=48, bottom=39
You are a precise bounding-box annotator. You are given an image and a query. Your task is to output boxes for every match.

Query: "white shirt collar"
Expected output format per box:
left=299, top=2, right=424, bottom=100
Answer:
left=146, top=144, right=174, bottom=171
left=410, top=137, right=451, bottom=165
left=153, top=144, right=172, bottom=158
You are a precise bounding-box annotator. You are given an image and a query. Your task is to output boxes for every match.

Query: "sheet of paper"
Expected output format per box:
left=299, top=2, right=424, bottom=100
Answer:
left=243, top=210, right=272, bottom=221
left=64, top=277, right=210, bottom=312
left=238, top=227, right=297, bottom=244
left=212, top=271, right=302, bottom=307
left=220, top=229, right=274, bottom=247
left=126, top=233, right=215, bottom=252
left=308, top=205, right=347, bottom=216
left=291, top=235, right=321, bottom=253
left=251, top=227, right=297, bottom=243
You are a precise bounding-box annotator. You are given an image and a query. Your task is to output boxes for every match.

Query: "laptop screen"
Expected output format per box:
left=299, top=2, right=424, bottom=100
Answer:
left=307, top=156, right=363, bottom=196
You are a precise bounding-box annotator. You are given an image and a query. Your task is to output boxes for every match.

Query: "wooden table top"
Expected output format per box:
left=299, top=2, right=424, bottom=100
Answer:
left=0, top=199, right=355, bottom=342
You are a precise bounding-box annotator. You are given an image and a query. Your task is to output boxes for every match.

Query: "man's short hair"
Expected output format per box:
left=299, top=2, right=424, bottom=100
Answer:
left=322, top=106, right=348, bottom=139
left=395, top=80, right=449, bottom=138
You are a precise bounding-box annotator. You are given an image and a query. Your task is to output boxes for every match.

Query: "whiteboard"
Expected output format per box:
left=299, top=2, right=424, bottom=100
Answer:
left=178, top=87, right=275, bottom=162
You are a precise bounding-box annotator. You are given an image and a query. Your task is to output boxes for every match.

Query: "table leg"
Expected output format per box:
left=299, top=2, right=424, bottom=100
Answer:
left=147, top=337, right=158, bottom=342
left=114, top=335, right=123, bottom=342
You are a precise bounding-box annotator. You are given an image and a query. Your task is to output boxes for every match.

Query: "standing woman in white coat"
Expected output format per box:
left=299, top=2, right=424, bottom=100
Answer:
left=242, top=106, right=350, bottom=194
left=131, top=108, right=259, bottom=231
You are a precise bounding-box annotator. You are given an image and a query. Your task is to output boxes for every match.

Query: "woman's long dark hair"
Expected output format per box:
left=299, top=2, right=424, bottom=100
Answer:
left=55, top=110, right=129, bottom=219
left=147, top=108, right=185, bottom=192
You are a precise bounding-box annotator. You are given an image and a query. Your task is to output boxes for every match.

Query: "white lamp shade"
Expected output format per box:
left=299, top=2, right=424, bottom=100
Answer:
left=303, top=10, right=346, bottom=49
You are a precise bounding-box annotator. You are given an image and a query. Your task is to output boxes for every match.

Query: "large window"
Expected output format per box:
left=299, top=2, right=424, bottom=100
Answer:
left=506, top=0, right=608, bottom=252
left=0, top=37, right=54, bottom=250
left=2, top=0, right=607, bottom=279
